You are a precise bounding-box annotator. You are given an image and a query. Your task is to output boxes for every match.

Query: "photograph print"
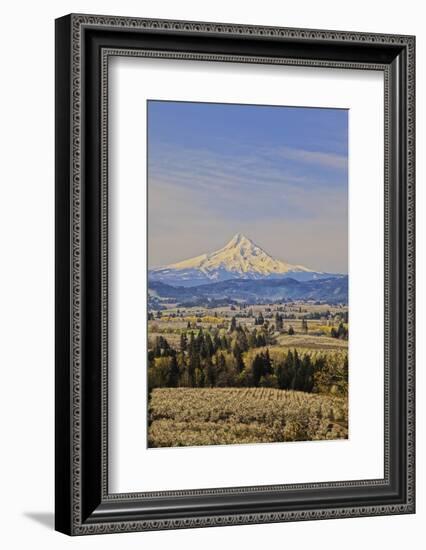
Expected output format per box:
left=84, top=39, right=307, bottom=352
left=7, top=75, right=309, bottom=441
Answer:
left=147, top=100, right=349, bottom=449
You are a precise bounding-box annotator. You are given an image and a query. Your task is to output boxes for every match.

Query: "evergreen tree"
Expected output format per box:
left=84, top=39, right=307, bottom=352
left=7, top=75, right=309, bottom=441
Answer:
left=195, top=367, right=205, bottom=388
left=213, top=333, right=221, bottom=353
left=236, top=327, right=249, bottom=352
left=189, top=331, right=195, bottom=353
left=195, top=328, right=204, bottom=353
left=288, top=325, right=295, bottom=335
left=232, top=343, right=245, bottom=373
left=205, top=356, right=215, bottom=387
left=187, top=333, right=198, bottom=386
left=230, top=316, right=237, bottom=332
left=275, top=361, right=284, bottom=388
left=204, top=332, right=214, bottom=357
left=180, top=332, right=188, bottom=353
left=178, top=353, right=187, bottom=386
left=277, top=353, right=292, bottom=390
left=252, top=354, right=264, bottom=387
left=216, top=353, right=229, bottom=387
left=291, top=350, right=302, bottom=390
left=264, top=348, right=273, bottom=375
left=301, top=354, right=314, bottom=392
left=285, top=350, right=295, bottom=388
left=248, top=328, right=258, bottom=348
left=167, top=352, right=179, bottom=387
left=256, top=333, right=266, bottom=347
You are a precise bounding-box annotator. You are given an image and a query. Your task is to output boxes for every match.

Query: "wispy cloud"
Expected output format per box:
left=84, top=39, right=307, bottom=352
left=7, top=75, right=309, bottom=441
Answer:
left=277, top=146, right=348, bottom=170
left=149, top=142, right=344, bottom=197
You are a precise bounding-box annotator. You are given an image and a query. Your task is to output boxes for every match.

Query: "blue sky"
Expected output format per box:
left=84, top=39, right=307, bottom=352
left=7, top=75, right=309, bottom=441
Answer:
left=148, top=100, right=348, bottom=273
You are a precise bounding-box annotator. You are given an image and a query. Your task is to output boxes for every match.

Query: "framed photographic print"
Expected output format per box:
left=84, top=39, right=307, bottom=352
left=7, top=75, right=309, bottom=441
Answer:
left=55, top=14, right=415, bottom=535
left=145, top=100, right=350, bottom=449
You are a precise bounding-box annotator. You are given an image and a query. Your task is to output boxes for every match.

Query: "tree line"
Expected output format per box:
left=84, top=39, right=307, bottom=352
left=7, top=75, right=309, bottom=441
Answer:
left=148, top=327, right=348, bottom=395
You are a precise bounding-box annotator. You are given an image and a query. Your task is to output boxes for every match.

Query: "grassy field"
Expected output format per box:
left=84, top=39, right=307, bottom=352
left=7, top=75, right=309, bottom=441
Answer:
left=148, top=387, right=348, bottom=448
left=276, top=333, right=348, bottom=350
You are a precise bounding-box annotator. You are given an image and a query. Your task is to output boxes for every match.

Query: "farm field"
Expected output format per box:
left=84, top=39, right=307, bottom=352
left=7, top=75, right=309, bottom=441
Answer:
left=148, top=387, right=348, bottom=447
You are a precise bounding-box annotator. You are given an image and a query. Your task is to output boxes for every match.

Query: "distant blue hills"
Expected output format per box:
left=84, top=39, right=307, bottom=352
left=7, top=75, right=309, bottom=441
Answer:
left=148, top=275, right=348, bottom=308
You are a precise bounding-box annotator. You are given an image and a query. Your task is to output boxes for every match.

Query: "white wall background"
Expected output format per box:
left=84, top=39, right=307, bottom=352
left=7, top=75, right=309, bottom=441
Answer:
left=0, top=0, right=423, bottom=548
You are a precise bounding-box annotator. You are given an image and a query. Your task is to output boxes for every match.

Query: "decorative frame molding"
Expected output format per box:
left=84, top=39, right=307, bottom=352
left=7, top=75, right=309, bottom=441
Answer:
left=55, top=14, right=415, bottom=535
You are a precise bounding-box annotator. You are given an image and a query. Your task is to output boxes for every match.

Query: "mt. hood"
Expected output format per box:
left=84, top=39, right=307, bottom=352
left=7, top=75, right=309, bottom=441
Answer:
left=149, top=233, right=329, bottom=287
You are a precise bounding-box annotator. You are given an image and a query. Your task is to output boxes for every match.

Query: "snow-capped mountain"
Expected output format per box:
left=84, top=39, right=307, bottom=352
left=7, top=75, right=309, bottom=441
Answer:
left=149, top=233, right=329, bottom=287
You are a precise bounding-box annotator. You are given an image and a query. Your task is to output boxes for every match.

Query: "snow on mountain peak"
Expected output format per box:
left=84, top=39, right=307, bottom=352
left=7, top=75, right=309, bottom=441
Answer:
left=161, top=234, right=314, bottom=278
left=225, top=233, right=253, bottom=247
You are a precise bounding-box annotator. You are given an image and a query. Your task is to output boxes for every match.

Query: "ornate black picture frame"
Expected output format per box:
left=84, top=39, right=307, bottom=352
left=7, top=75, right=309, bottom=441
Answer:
left=55, top=14, right=415, bottom=535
